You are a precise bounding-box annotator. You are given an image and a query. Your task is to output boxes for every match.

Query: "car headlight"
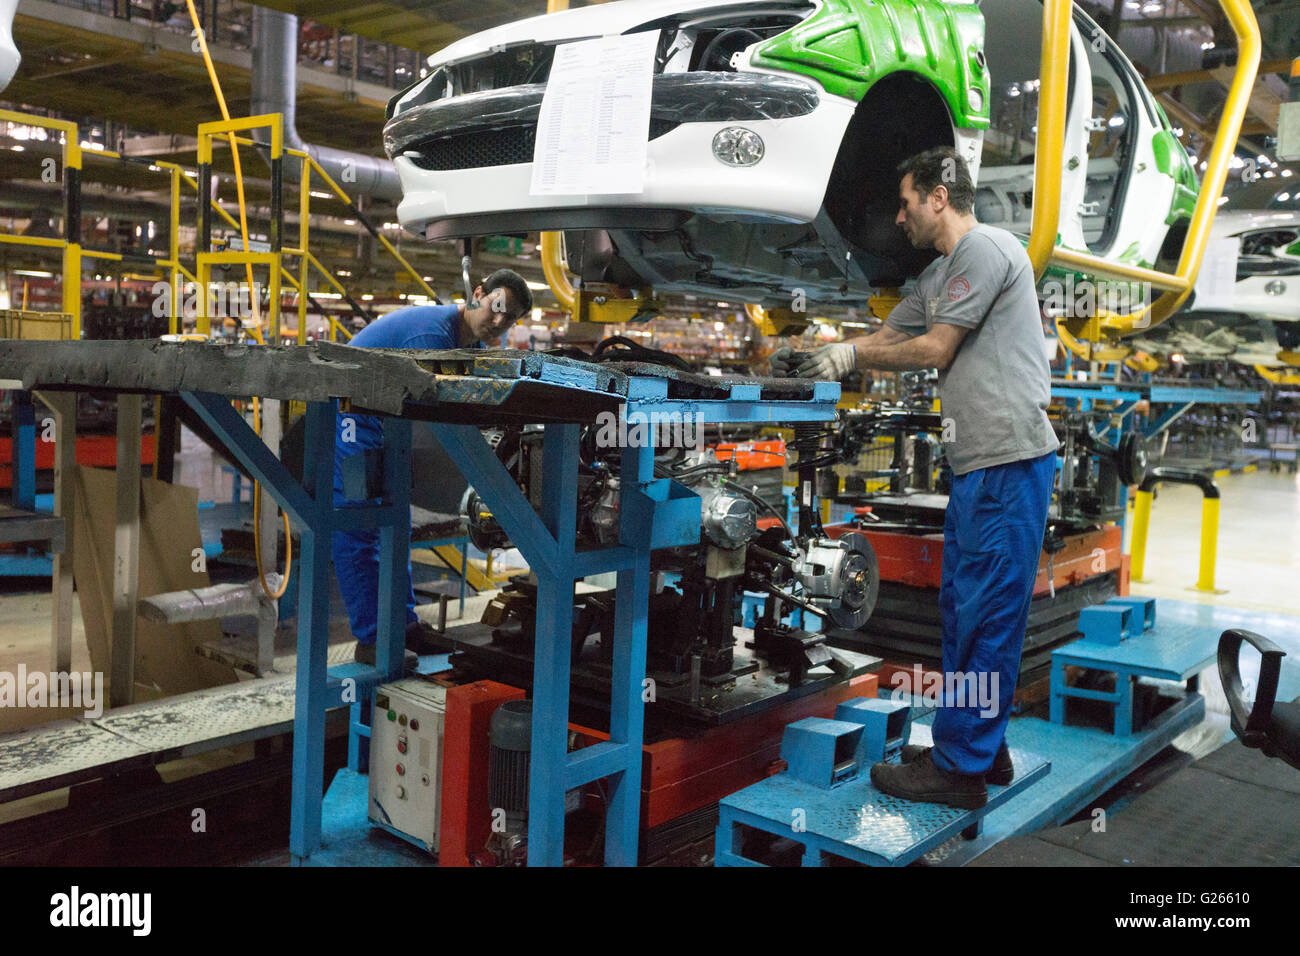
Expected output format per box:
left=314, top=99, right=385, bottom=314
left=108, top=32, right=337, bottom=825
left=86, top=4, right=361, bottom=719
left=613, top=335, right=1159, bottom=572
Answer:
left=1265, top=279, right=1287, bottom=296
left=712, top=128, right=765, bottom=167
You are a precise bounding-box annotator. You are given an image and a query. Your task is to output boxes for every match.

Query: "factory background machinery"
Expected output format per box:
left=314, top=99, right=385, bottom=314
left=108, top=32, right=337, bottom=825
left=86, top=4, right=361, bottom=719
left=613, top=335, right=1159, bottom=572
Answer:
left=0, top=0, right=1297, bottom=884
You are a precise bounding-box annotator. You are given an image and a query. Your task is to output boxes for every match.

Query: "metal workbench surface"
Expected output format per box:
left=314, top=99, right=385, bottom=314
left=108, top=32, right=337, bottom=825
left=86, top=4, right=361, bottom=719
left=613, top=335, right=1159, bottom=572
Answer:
left=0, top=339, right=834, bottom=425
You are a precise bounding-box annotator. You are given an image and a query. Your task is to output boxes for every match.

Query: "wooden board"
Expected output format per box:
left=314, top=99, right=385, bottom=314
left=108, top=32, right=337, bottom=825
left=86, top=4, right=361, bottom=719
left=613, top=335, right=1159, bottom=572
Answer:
left=71, top=466, right=238, bottom=701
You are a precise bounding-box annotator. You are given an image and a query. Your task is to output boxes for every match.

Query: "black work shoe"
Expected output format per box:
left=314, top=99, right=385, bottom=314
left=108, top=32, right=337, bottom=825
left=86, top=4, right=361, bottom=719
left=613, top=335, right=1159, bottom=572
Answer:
left=899, top=741, right=1015, bottom=786
left=870, top=749, right=988, bottom=810
left=353, top=642, right=418, bottom=673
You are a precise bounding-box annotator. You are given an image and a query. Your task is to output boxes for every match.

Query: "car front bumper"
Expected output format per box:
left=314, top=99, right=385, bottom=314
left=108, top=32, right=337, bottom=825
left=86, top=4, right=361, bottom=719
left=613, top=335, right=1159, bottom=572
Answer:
left=383, top=71, right=857, bottom=239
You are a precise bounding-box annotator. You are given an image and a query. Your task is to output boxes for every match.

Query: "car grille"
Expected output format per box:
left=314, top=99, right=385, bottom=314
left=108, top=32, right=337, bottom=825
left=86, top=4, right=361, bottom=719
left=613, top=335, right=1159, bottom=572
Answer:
left=407, top=119, right=681, bottom=172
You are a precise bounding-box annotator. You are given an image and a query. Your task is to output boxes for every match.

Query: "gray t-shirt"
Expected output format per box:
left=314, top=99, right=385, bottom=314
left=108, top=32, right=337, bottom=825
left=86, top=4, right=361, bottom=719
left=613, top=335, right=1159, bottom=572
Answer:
left=886, top=223, right=1058, bottom=476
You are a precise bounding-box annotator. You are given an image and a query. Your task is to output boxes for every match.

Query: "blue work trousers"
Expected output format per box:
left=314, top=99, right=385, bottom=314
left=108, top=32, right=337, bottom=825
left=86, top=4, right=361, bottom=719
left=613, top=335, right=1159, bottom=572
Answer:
left=931, top=451, right=1056, bottom=775
left=331, top=411, right=417, bottom=645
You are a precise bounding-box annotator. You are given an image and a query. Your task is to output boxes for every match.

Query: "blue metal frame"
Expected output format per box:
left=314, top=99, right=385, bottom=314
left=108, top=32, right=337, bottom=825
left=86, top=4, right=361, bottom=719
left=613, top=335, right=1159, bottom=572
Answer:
left=178, top=392, right=404, bottom=860
left=424, top=378, right=839, bottom=865
left=168, top=369, right=838, bottom=867
left=11, top=390, right=36, bottom=511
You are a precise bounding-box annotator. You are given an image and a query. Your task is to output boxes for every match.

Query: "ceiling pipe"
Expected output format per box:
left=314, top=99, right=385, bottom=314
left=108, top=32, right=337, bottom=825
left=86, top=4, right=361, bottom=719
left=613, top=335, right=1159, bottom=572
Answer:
left=250, top=5, right=402, bottom=202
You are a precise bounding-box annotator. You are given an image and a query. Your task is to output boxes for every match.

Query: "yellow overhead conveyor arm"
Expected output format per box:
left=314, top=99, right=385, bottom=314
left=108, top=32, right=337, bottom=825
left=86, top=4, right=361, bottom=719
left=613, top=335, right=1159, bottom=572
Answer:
left=540, top=232, right=578, bottom=314
left=1028, top=0, right=1261, bottom=341
left=1255, top=365, right=1300, bottom=386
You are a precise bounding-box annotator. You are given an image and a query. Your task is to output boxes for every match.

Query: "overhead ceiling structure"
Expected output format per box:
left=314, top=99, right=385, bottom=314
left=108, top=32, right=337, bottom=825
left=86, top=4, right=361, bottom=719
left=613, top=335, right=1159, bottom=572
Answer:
left=1078, top=0, right=1298, bottom=163
left=249, top=0, right=552, bottom=53
left=6, top=0, right=393, bottom=152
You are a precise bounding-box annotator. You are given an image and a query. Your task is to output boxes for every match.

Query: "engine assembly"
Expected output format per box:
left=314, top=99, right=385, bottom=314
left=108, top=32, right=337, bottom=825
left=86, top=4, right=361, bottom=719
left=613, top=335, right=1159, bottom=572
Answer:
left=452, top=412, right=881, bottom=724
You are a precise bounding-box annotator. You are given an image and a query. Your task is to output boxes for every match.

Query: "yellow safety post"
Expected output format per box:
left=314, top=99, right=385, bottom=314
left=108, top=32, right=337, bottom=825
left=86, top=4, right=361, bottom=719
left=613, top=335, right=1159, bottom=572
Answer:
left=1129, top=469, right=1224, bottom=591
left=1129, top=487, right=1154, bottom=580
left=299, top=155, right=310, bottom=344
left=1197, top=495, right=1221, bottom=592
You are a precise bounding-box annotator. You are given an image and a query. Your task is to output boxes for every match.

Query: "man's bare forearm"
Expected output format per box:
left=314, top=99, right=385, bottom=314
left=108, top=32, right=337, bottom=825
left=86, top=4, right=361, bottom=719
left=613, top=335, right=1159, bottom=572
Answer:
left=843, top=331, right=944, bottom=372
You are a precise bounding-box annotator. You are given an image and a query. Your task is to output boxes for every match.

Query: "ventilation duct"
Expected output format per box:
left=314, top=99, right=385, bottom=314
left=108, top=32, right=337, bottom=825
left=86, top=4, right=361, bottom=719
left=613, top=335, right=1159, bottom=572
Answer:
left=251, top=6, right=402, bottom=202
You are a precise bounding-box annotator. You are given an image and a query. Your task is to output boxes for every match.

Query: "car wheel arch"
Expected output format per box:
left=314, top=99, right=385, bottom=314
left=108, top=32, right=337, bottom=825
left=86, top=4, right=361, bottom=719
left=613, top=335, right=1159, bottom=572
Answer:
left=821, top=70, right=959, bottom=279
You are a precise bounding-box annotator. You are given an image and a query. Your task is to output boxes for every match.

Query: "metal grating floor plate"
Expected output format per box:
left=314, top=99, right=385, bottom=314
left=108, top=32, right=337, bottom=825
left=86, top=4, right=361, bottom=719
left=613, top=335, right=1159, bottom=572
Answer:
left=91, top=675, right=297, bottom=755
left=719, top=724, right=1050, bottom=866
left=1054, top=619, right=1221, bottom=681
left=0, top=720, right=150, bottom=802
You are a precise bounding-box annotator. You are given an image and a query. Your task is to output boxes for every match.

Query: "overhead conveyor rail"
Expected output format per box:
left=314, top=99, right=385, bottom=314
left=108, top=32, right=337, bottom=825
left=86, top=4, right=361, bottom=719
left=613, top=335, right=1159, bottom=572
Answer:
left=1028, top=0, right=1261, bottom=343
left=0, top=339, right=840, bottom=866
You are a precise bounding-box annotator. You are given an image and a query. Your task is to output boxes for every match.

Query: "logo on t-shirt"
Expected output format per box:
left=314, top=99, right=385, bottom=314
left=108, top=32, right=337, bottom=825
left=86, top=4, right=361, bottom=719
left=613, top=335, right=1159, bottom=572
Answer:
left=947, top=276, right=971, bottom=302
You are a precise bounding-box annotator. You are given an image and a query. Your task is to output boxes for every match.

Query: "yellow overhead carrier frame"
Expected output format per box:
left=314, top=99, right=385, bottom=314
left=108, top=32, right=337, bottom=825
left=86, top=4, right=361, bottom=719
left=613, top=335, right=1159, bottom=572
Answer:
left=1030, top=0, right=1261, bottom=344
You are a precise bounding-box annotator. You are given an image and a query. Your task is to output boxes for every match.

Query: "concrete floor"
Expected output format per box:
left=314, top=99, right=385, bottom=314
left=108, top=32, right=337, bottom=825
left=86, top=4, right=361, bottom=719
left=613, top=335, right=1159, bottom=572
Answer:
left=1126, top=467, right=1300, bottom=617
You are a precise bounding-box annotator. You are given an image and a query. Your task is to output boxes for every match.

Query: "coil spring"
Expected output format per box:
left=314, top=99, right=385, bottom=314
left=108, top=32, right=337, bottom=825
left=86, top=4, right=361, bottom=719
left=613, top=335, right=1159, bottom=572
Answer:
left=791, top=422, right=824, bottom=460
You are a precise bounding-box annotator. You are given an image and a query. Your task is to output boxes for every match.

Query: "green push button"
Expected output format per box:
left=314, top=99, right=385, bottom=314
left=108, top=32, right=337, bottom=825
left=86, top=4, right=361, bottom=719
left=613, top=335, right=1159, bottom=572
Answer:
left=387, top=709, right=396, bottom=722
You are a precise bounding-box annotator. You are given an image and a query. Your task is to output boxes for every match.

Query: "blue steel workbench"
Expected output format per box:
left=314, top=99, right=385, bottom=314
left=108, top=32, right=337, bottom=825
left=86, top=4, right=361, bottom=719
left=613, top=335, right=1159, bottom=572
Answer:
left=0, top=339, right=840, bottom=867
left=1050, top=378, right=1260, bottom=443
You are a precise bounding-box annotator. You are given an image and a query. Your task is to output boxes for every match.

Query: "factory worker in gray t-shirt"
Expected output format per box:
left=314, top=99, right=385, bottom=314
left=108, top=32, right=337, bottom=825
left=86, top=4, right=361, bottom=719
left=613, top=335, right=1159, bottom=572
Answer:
left=771, top=146, right=1059, bottom=811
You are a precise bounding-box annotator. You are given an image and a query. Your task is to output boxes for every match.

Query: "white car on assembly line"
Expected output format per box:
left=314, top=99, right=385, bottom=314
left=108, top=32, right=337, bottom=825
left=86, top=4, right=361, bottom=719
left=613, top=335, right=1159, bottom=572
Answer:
left=0, top=0, right=20, bottom=93
left=1132, top=181, right=1300, bottom=366
left=384, top=0, right=1198, bottom=310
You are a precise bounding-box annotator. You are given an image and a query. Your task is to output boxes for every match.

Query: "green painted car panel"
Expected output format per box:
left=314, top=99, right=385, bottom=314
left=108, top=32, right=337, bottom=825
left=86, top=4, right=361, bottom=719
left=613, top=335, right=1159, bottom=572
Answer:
left=750, top=0, right=990, bottom=129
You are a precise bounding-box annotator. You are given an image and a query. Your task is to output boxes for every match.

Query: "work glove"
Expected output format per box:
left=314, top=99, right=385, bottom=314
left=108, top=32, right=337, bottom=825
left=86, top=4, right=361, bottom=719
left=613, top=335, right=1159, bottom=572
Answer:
left=768, top=346, right=805, bottom=378
left=796, top=344, right=857, bottom=380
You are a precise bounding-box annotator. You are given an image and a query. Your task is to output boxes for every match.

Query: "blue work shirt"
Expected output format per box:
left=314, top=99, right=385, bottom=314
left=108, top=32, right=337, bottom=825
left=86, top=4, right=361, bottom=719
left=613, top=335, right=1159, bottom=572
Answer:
left=347, top=303, right=464, bottom=350
left=335, top=304, right=471, bottom=495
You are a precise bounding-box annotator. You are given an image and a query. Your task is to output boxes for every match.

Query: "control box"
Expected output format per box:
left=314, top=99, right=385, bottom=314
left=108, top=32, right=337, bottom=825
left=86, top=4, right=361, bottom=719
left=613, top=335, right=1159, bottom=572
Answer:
left=368, top=679, right=447, bottom=853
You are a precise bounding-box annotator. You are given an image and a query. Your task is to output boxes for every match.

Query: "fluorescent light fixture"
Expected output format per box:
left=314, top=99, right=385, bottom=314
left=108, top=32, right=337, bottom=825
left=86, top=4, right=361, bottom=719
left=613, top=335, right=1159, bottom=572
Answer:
left=14, top=270, right=54, bottom=277
left=526, top=280, right=549, bottom=291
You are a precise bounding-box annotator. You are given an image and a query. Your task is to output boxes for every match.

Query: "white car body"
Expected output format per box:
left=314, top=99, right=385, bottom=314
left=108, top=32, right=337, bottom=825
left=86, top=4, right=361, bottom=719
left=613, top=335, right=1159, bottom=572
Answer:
left=385, top=0, right=1194, bottom=309
left=0, top=0, right=20, bottom=94
left=1133, top=191, right=1300, bottom=367
left=1186, top=208, right=1300, bottom=326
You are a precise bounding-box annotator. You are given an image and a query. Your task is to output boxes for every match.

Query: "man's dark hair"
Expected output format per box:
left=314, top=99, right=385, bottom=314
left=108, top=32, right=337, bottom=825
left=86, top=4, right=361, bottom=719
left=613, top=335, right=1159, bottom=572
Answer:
left=897, top=147, right=975, bottom=216
left=482, top=268, right=533, bottom=318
